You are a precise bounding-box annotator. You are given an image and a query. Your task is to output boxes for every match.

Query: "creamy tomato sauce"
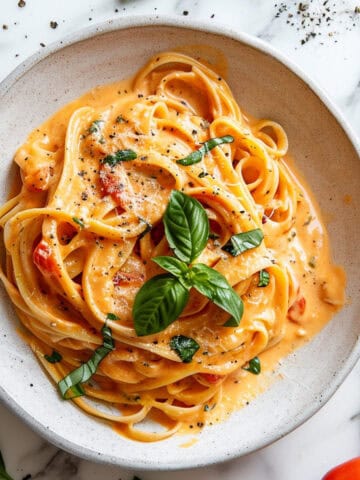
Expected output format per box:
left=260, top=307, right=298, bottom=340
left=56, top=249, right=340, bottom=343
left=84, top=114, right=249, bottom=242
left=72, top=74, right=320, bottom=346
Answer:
left=1, top=51, right=345, bottom=441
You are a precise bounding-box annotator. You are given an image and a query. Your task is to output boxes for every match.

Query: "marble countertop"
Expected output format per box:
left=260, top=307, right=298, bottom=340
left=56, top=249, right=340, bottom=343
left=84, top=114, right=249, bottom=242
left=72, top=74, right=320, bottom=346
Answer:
left=0, top=1, right=359, bottom=479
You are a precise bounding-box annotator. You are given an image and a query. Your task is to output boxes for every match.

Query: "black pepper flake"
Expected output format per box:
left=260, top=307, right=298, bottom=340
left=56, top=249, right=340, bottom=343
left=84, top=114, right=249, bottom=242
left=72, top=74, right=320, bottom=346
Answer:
left=2, top=24, right=8, bottom=30
left=40, top=42, right=46, bottom=48
left=50, top=21, right=58, bottom=29
left=183, top=10, right=189, bottom=16
left=18, top=0, right=26, bottom=7
left=274, top=0, right=357, bottom=45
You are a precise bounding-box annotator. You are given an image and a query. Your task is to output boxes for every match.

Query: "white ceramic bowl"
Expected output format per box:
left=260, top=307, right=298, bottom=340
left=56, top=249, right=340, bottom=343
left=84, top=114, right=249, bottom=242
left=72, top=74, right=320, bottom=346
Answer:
left=0, top=16, right=359, bottom=470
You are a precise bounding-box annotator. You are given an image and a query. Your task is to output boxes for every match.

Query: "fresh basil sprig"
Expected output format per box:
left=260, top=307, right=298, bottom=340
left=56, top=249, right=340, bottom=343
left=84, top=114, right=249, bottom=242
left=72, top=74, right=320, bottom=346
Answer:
left=243, top=356, right=261, bottom=375
left=101, top=149, right=137, bottom=166
left=0, top=451, right=14, bottom=480
left=132, top=190, right=244, bottom=337
left=222, top=228, right=264, bottom=256
left=58, top=325, right=114, bottom=399
left=44, top=350, right=62, bottom=364
left=258, top=270, right=270, bottom=287
left=163, top=190, right=209, bottom=263
left=177, top=135, right=234, bottom=166
left=170, top=335, right=200, bottom=363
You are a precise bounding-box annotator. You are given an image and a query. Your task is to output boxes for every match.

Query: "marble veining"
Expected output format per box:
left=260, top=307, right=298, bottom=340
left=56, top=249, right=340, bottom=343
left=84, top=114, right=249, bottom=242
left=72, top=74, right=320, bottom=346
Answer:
left=0, top=0, right=359, bottom=479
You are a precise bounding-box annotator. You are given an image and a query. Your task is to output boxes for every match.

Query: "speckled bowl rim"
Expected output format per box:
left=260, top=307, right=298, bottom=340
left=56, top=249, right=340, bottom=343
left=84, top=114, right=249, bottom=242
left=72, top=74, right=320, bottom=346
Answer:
left=0, top=15, right=359, bottom=471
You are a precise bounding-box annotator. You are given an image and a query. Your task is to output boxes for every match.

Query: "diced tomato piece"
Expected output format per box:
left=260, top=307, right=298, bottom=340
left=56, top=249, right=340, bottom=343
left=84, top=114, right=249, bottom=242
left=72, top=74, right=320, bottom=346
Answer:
left=113, top=271, right=145, bottom=287
left=287, top=295, right=306, bottom=323
left=99, top=163, right=130, bottom=208
left=322, top=457, right=360, bottom=480
left=59, top=222, right=77, bottom=244
left=115, top=206, right=126, bottom=216
left=199, top=373, right=224, bottom=384
left=33, top=239, right=61, bottom=277
left=150, top=222, right=164, bottom=245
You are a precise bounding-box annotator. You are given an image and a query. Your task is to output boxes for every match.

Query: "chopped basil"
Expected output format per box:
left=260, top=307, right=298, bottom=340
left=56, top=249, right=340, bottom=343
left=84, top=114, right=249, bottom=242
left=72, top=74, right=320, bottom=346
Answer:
left=0, top=451, right=14, bottom=480
left=72, top=217, right=84, bottom=229
left=222, top=228, right=264, bottom=256
left=198, top=171, right=209, bottom=178
left=243, top=356, right=261, bottom=375
left=101, top=149, right=137, bottom=166
left=116, top=115, right=126, bottom=123
left=44, top=350, right=62, bottom=364
left=58, top=325, right=115, bottom=399
left=88, top=119, right=103, bottom=134
left=170, top=335, right=200, bottom=363
left=203, top=403, right=215, bottom=412
left=258, top=270, right=270, bottom=287
left=138, top=218, right=152, bottom=239
left=177, top=135, right=234, bottom=166
left=106, top=313, right=119, bottom=321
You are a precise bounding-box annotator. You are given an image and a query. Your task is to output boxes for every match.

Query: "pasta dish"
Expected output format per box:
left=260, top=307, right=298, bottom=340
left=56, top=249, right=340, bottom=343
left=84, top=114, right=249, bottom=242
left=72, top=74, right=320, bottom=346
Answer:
left=0, top=52, right=345, bottom=442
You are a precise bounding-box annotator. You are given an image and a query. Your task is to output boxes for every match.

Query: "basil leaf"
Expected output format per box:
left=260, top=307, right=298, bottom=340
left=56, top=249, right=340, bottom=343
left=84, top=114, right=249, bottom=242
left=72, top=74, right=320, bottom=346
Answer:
left=163, top=190, right=209, bottom=263
left=0, top=451, right=14, bottom=480
left=88, top=119, right=103, bottom=134
left=44, top=350, right=62, bottom=364
left=170, top=335, right=200, bottom=363
left=100, top=149, right=137, bottom=166
left=222, top=228, right=264, bottom=256
left=177, top=135, right=234, bottom=166
left=223, top=316, right=240, bottom=327
left=132, top=274, right=189, bottom=336
left=106, top=312, right=119, bottom=321
left=72, top=216, right=84, bottom=229
left=258, top=270, right=270, bottom=287
left=243, top=356, right=261, bottom=375
left=190, top=263, right=243, bottom=325
left=152, top=256, right=189, bottom=278
left=58, top=325, right=114, bottom=399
